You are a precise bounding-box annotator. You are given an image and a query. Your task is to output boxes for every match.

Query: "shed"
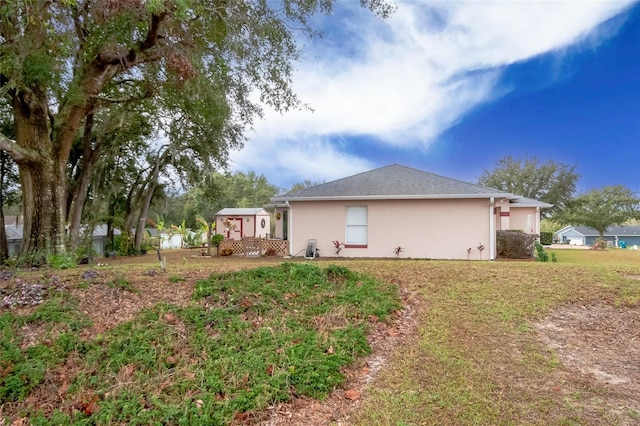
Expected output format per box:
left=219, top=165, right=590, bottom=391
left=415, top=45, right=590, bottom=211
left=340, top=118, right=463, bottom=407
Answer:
left=215, top=208, right=271, bottom=240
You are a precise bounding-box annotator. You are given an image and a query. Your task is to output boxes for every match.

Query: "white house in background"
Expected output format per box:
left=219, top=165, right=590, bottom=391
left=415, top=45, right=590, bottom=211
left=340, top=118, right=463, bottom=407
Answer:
left=269, top=164, right=551, bottom=260
left=215, top=208, right=271, bottom=240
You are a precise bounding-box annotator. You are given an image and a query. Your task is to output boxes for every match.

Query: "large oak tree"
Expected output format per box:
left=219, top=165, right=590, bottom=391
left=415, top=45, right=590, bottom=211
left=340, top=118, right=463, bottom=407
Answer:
left=477, top=156, right=579, bottom=217
left=0, top=0, right=392, bottom=264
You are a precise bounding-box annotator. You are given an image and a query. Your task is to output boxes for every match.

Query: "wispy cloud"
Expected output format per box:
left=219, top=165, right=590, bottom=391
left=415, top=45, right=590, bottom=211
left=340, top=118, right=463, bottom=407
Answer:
left=230, top=1, right=635, bottom=188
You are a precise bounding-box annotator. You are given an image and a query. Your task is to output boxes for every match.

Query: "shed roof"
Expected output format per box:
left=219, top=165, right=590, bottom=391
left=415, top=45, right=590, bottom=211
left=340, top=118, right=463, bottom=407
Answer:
left=216, top=208, right=267, bottom=216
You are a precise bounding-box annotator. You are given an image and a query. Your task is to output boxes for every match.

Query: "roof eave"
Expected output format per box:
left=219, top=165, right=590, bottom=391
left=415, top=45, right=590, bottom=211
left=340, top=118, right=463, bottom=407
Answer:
left=272, top=193, right=512, bottom=202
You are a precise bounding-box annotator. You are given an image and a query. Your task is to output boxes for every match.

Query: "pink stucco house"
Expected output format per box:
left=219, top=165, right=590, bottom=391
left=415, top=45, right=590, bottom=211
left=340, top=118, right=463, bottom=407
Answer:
left=269, top=164, right=551, bottom=260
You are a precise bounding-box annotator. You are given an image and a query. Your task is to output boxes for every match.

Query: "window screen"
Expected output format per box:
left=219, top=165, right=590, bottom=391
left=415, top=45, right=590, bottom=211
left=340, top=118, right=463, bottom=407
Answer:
left=346, top=206, right=367, bottom=244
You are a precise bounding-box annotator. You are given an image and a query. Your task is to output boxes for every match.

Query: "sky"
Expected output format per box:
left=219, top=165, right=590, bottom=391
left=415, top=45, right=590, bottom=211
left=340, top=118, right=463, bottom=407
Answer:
left=228, top=1, right=640, bottom=195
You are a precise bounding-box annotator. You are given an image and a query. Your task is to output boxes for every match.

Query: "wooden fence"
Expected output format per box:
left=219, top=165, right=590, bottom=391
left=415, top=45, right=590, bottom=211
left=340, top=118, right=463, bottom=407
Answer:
left=218, top=238, right=289, bottom=257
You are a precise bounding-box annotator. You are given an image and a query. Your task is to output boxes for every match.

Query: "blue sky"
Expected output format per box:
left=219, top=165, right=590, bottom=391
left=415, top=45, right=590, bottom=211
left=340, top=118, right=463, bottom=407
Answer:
left=229, top=1, right=640, bottom=194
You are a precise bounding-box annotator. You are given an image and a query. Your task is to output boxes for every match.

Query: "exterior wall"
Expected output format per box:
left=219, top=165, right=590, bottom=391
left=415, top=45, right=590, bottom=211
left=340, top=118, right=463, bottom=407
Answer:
left=216, top=212, right=271, bottom=239
left=555, top=229, right=586, bottom=245
left=254, top=212, right=271, bottom=238
left=495, top=199, right=510, bottom=231
left=585, top=235, right=640, bottom=247
left=509, top=207, right=538, bottom=234
left=274, top=208, right=287, bottom=239
left=288, top=198, right=493, bottom=260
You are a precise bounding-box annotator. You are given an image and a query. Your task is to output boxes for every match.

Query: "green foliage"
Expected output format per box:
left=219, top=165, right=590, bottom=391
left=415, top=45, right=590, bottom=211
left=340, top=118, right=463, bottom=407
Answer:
left=1, top=263, right=399, bottom=423
left=108, top=276, right=139, bottom=294
left=496, top=230, right=538, bottom=259
left=551, top=252, right=558, bottom=263
left=535, top=242, right=548, bottom=262
left=555, top=185, right=640, bottom=239
left=46, top=253, right=77, bottom=270
left=0, top=296, right=91, bottom=402
left=211, top=233, right=224, bottom=247
left=477, top=156, right=578, bottom=217
left=540, top=231, right=553, bottom=245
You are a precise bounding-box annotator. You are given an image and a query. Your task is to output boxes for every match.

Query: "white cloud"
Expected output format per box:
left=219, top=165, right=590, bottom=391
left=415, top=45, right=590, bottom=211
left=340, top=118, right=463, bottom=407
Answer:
left=229, top=0, right=635, bottom=187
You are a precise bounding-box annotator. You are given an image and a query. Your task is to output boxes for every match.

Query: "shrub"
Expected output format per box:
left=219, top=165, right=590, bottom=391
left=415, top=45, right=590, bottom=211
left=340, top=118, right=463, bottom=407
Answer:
left=540, top=231, right=553, bottom=246
left=219, top=248, right=233, bottom=256
left=592, top=239, right=608, bottom=250
left=535, top=242, right=548, bottom=262
left=496, top=230, right=537, bottom=259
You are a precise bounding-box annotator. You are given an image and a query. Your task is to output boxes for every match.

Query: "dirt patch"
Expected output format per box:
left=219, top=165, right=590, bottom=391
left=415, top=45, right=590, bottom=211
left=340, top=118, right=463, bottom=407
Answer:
left=534, top=304, right=640, bottom=420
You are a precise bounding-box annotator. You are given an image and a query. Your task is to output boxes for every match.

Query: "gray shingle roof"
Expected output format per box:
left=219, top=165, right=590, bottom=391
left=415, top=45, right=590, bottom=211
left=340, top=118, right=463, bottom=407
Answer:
left=567, top=225, right=640, bottom=237
left=273, top=164, right=512, bottom=201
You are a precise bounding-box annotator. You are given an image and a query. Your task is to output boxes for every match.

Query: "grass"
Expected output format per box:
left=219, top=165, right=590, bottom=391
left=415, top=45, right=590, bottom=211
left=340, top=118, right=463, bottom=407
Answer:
left=3, top=249, right=640, bottom=425
left=1, top=262, right=400, bottom=424
left=344, top=250, right=640, bottom=425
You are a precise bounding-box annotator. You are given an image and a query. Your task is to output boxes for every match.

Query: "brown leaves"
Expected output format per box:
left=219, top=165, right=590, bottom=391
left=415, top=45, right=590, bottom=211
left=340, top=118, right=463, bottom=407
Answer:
left=344, top=389, right=360, bottom=401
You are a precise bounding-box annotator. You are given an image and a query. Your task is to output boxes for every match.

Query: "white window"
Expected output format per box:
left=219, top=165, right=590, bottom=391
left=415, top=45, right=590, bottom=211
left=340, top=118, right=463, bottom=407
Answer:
left=346, top=206, right=367, bottom=246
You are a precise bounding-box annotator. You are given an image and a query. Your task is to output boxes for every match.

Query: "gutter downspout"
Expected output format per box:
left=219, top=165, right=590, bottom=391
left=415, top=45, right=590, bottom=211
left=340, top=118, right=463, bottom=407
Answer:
left=489, top=197, right=495, bottom=260
left=285, top=200, right=292, bottom=256
left=535, top=207, right=541, bottom=236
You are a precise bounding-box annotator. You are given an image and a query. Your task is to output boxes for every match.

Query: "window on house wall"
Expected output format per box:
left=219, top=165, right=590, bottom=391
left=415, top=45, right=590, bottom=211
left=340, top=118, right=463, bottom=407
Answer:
left=346, top=206, right=367, bottom=247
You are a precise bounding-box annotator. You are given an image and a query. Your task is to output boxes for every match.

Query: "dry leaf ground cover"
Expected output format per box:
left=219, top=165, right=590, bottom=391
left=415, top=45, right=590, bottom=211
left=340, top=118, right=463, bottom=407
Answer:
left=2, top=248, right=640, bottom=425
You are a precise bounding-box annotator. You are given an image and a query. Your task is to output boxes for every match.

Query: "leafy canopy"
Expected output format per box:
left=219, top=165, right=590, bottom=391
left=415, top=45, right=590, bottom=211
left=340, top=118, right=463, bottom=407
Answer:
left=477, top=156, right=578, bottom=217
left=555, top=185, right=640, bottom=238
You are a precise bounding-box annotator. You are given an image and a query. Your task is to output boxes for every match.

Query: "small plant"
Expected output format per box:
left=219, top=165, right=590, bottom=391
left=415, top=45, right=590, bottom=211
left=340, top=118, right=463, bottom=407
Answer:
left=551, top=252, right=558, bottom=263
left=47, top=253, right=77, bottom=269
left=332, top=240, right=344, bottom=256
left=219, top=248, right=234, bottom=256
left=393, top=246, right=404, bottom=257
left=168, top=275, right=186, bottom=283
left=535, top=242, right=548, bottom=262
left=592, top=239, right=608, bottom=250
left=477, top=243, right=485, bottom=260
left=108, top=276, right=139, bottom=293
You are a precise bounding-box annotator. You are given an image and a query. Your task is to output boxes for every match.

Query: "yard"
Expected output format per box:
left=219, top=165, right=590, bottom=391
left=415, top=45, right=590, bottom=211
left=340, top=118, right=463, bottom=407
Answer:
left=2, top=248, right=640, bottom=425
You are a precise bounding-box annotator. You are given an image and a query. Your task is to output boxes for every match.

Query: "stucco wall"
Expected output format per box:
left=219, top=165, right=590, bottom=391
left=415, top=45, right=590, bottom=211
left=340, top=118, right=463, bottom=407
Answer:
left=288, top=198, right=494, bottom=259
left=509, top=207, right=538, bottom=234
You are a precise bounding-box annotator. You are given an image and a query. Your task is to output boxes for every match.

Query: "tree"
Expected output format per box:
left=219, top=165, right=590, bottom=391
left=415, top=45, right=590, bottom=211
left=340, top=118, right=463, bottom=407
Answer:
left=477, top=156, right=579, bottom=217
left=555, top=185, right=640, bottom=240
left=0, top=0, right=393, bottom=265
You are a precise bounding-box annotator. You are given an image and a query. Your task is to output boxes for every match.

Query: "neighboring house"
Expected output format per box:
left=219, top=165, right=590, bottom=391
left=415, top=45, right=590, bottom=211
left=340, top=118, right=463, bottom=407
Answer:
left=554, top=225, right=640, bottom=247
left=3, top=224, right=120, bottom=256
left=269, top=164, right=551, bottom=260
left=215, top=208, right=271, bottom=240
left=5, top=224, right=23, bottom=257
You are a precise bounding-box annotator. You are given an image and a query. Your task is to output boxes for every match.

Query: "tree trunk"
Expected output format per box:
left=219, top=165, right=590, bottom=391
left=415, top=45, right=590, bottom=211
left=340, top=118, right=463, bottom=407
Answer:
left=134, top=147, right=167, bottom=252
left=68, top=115, right=97, bottom=251
left=0, top=158, right=9, bottom=263
left=12, top=93, right=67, bottom=265
left=0, top=206, right=7, bottom=263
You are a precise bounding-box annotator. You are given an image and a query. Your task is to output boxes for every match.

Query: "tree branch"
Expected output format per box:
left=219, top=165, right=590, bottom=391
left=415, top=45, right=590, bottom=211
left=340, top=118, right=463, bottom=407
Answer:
left=0, top=133, right=40, bottom=164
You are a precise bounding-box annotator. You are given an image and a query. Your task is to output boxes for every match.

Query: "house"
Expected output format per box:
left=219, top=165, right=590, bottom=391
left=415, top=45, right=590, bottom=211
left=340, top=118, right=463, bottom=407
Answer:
left=3, top=223, right=120, bottom=256
left=554, top=225, right=640, bottom=247
left=5, top=224, right=23, bottom=257
left=215, top=208, right=271, bottom=240
left=269, top=164, right=551, bottom=260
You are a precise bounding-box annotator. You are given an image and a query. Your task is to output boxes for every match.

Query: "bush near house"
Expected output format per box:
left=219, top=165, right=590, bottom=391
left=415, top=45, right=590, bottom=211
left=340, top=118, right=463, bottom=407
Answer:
left=496, top=230, right=538, bottom=259
left=540, top=231, right=553, bottom=246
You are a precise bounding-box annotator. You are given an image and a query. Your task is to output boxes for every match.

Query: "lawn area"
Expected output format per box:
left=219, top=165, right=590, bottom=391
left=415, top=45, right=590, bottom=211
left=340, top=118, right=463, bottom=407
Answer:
left=2, top=248, right=640, bottom=425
